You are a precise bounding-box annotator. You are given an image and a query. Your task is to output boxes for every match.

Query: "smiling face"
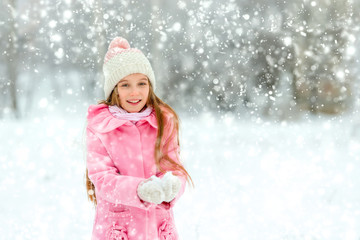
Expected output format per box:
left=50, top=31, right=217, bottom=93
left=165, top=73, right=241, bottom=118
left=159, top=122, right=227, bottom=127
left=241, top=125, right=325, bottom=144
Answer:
left=116, top=73, right=150, bottom=113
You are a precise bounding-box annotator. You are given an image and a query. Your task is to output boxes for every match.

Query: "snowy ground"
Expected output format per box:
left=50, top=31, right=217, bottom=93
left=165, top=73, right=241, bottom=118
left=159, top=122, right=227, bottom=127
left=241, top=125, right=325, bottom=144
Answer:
left=1, top=107, right=360, bottom=240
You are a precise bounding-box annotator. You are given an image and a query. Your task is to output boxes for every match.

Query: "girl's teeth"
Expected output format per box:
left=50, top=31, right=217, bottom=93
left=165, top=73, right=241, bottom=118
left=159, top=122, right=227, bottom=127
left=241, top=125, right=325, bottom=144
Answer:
left=128, top=100, right=140, bottom=103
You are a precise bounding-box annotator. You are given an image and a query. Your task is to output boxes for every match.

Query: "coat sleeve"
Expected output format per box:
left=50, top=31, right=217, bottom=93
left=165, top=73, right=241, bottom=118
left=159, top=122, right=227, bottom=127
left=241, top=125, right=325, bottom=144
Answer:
left=86, top=127, right=152, bottom=210
left=158, top=117, right=187, bottom=209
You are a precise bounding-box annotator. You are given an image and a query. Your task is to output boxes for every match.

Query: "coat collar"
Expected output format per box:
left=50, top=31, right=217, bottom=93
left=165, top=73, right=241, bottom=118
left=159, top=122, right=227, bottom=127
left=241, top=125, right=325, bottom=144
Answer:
left=87, top=104, right=158, bottom=133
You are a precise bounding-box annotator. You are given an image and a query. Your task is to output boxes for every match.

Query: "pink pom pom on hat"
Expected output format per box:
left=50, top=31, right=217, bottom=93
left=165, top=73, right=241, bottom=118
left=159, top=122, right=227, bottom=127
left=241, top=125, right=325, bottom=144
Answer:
left=102, top=37, right=156, bottom=100
left=108, top=37, right=130, bottom=50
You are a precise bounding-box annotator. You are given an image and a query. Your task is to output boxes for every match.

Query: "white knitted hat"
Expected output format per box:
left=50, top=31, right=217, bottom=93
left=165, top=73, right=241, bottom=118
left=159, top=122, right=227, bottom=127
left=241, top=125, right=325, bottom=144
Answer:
left=103, top=37, right=156, bottom=100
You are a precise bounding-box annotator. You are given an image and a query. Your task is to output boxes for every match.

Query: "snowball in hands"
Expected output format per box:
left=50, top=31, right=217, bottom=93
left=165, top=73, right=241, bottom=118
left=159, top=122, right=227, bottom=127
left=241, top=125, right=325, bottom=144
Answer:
left=137, top=172, right=182, bottom=204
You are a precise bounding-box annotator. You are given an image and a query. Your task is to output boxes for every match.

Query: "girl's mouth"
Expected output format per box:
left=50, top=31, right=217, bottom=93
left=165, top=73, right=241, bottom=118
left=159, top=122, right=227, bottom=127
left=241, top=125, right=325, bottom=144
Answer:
left=127, top=100, right=141, bottom=105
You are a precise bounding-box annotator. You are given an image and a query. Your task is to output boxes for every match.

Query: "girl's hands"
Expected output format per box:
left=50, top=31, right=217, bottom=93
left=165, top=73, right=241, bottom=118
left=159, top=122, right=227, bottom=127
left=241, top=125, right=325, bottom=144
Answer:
left=161, top=172, right=182, bottom=202
left=137, top=172, right=181, bottom=204
left=137, top=175, right=165, bottom=204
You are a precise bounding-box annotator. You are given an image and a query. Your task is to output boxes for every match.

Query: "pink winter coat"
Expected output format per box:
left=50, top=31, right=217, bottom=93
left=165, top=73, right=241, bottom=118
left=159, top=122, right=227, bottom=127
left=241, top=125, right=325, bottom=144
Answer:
left=86, top=104, right=186, bottom=240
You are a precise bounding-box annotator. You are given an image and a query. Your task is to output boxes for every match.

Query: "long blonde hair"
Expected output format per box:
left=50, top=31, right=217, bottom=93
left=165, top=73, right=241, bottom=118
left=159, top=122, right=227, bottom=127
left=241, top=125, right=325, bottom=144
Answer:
left=85, top=81, right=193, bottom=206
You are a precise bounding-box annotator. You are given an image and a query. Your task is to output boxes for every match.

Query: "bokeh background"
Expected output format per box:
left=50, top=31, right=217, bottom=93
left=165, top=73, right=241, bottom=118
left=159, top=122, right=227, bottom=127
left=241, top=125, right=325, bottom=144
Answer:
left=1, top=0, right=360, bottom=239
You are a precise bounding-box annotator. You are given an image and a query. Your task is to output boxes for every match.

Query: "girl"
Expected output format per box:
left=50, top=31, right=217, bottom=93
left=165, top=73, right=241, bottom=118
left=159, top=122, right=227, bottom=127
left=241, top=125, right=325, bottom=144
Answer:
left=85, top=37, right=192, bottom=240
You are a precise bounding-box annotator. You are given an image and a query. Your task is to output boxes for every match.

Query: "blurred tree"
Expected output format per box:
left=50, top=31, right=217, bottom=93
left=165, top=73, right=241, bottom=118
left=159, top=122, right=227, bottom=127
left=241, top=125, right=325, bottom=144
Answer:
left=246, top=30, right=296, bottom=118
left=290, top=0, right=355, bottom=114
left=2, top=0, right=19, bottom=118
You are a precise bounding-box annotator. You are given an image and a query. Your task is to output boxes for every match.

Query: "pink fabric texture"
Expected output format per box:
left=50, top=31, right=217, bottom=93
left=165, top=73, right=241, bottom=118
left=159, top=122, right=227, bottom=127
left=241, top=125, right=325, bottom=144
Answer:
left=159, top=220, right=176, bottom=240
left=86, top=104, right=186, bottom=240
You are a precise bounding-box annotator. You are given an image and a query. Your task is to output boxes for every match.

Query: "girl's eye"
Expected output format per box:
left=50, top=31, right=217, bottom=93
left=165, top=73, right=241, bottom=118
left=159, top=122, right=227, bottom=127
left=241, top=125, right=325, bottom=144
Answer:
left=121, top=84, right=128, bottom=87
left=139, top=82, right=147, bottom=86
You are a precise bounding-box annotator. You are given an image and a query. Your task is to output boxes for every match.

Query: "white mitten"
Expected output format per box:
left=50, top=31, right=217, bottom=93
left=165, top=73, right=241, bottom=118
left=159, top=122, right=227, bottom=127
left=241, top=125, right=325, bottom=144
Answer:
left=161, top=172, right=182, bottom=202
left=137, top=176, right=165, bottom=204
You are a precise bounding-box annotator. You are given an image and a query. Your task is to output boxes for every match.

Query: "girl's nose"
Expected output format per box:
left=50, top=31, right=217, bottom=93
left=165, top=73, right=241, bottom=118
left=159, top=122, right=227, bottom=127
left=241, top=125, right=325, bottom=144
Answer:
left=130, top=87, right=139, bottom=96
